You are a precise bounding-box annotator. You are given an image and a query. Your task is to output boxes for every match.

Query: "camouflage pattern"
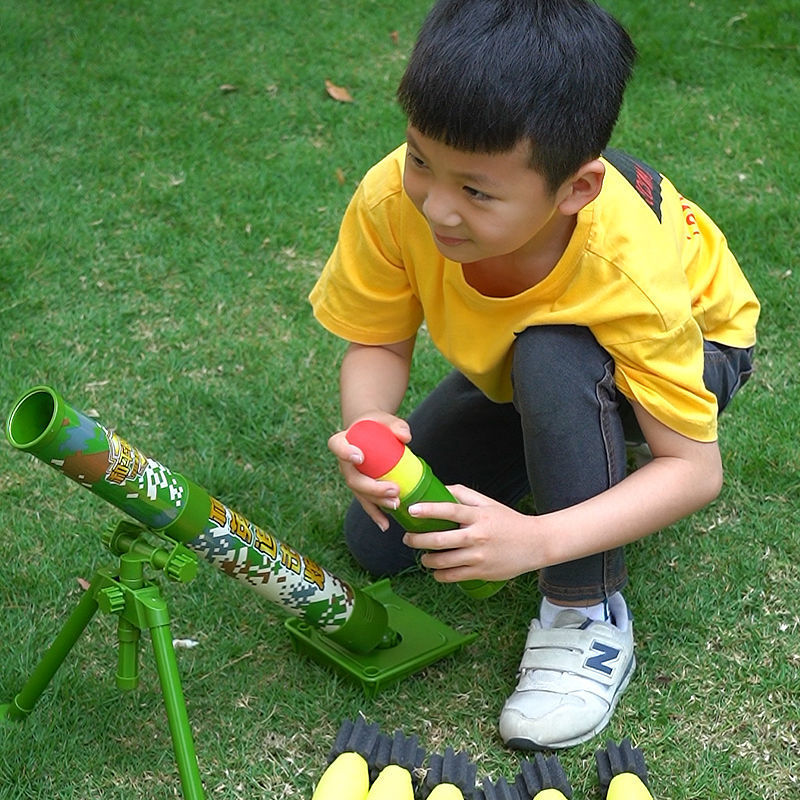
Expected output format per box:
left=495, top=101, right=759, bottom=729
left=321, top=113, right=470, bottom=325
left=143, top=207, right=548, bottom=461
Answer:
left=6, top=386, right=355, bottom=632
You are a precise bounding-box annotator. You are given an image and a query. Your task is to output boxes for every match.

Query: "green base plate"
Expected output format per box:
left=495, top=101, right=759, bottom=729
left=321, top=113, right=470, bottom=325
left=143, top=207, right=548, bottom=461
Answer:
left=285, top=579, right=477, bottom=697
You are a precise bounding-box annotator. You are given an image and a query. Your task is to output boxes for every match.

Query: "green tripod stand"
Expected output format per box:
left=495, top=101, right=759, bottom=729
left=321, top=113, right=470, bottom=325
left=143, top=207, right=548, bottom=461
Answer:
left=1, top=520, right=207, bottom=800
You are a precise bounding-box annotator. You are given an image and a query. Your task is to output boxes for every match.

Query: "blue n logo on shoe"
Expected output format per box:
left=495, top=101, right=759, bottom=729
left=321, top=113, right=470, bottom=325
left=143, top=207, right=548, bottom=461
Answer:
left=585, top=641, right=620, bottom=675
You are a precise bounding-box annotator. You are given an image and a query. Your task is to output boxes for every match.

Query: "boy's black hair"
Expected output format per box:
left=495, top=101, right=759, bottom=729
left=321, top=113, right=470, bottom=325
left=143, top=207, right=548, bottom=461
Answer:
left=397, top=0, right=637, bottom=193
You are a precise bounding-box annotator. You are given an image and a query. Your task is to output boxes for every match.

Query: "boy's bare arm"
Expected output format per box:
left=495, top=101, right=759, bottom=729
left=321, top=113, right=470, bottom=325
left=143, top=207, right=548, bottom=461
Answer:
left=339, top=338, right=415, bottom=428
left=329, top=338, right=416, bottom=530
left=402, top=402, right=724, bottom=581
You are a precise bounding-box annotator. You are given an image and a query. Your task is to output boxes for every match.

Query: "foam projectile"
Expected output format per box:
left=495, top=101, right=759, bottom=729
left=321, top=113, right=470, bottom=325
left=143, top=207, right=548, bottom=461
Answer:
left=311, top=752, right=370, bottom=800
left=366, top=765, right=415, bottom=800
left=311, top=718, right=380, bottom=800
left=514, top=752, right=573, bottom=800
left=368, top=727, right=426, bottom=797
left=345, top=420, right=506, bottom=599
left=421, top=747, right=477, bottom=800
left=595, top=739, right=653, bottom=800
left=427, top=786, right=465, bottom=800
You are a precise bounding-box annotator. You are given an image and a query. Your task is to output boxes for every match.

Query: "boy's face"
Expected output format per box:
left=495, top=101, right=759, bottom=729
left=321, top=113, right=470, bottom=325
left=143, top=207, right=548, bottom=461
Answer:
left=403, top=126, right=565, bottom=265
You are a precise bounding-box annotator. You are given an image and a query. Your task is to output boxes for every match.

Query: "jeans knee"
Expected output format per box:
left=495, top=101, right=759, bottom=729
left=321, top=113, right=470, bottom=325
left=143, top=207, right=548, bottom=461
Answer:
left=512, top=325, right=610, bottom=412
left=511, top=325, right=630, bottom=499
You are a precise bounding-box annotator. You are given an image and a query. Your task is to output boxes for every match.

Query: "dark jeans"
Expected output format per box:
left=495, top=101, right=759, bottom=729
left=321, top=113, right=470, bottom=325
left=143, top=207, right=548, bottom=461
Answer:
left=344, top=325, right=754, bottom=603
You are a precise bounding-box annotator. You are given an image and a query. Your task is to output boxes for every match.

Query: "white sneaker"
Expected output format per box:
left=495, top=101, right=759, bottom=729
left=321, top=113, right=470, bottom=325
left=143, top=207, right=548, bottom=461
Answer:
left=499, top=596, right=635, bottom=750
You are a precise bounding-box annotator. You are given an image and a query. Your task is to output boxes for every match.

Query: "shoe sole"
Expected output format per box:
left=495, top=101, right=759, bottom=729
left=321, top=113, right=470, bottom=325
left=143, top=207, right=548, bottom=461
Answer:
left=503, top=654, right=636, bottom=751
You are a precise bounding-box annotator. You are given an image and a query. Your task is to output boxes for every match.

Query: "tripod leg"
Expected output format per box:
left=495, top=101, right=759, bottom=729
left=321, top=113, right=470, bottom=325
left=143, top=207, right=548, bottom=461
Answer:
left=147, top=602, right=205, bottom=800
left=2, top=582, right=98, bottom=722
left=116, top=617, right=140, bottom=691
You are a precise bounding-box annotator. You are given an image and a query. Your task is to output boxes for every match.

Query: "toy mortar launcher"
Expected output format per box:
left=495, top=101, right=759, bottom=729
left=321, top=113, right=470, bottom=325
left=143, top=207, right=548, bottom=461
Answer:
left=1, top=385, right=476, bottom=800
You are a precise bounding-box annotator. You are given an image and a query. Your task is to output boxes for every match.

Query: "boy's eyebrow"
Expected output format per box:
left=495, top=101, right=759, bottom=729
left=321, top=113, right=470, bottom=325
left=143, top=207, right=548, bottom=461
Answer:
left=405, top=130, right=501, bottom=189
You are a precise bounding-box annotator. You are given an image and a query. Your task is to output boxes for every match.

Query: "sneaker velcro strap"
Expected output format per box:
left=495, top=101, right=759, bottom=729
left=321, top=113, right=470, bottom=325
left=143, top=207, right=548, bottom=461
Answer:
left=520, top=628, right=630, bottom=689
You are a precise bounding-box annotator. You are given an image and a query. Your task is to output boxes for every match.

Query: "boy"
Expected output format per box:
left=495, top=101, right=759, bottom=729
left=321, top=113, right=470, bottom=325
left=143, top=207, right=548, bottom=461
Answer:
left=309, top=0, right=759, bottom=749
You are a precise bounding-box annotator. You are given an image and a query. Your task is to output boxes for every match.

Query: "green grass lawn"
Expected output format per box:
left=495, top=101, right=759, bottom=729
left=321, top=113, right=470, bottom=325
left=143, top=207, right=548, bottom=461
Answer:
left=1, top=1, right=798, bottom=797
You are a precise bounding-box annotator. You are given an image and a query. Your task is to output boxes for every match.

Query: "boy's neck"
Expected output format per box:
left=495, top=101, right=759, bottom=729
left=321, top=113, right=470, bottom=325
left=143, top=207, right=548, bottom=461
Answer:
left=461, top=212, right=578, bottom=298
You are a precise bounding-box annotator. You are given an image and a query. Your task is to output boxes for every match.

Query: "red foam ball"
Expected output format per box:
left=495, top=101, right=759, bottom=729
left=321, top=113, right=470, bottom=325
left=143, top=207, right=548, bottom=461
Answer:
left=345, top=420, right=405, bottom=478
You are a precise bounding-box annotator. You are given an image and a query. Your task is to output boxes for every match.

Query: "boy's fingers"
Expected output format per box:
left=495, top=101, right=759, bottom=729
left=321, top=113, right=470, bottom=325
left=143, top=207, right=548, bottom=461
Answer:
left=328, top=430, right=364, bottom=464
left=346, top=469, right=399, bottom=503
left=407, top=500, right=464, bottom=522
left=358, top=498, right=392, bottom=532
left=446, top=483, right=491, bottom=506
left=388, top=418, right=412, bottom=443
left=403, top=527, right=465, bottom=551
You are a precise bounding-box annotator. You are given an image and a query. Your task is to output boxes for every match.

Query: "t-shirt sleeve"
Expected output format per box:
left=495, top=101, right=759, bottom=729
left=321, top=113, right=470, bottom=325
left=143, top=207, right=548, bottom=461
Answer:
left=607, top=317, right=719, bottom=442
left=309, top=169, right=424, bottom=345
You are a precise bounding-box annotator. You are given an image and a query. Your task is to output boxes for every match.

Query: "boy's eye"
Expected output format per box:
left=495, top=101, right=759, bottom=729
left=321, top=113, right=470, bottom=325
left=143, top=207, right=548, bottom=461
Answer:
left=464, top=186, right=492, bottom=201
left=407, top=152, right=426, bottom=168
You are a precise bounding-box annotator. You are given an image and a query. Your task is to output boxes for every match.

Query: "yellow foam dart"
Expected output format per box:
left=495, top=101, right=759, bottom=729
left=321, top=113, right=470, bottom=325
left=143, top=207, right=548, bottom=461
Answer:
left=311, top=752, right=370, bottom=800
left=595, top=740, right=653, bottom=800
left=607, top=772, right=653, bottom=800
left=365, top=764, right=415, bottom=800
left=426, top=784, right=465, bottom=800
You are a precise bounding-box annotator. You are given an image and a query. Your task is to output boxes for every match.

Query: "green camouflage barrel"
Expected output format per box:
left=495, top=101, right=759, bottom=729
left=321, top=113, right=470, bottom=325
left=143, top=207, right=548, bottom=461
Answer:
left=5, top=386, right=354, bottom=632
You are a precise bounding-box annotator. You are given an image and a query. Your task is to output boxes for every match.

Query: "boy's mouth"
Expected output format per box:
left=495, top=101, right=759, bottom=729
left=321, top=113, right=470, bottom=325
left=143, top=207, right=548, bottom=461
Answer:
left=434, top=231, right=468, bottom=247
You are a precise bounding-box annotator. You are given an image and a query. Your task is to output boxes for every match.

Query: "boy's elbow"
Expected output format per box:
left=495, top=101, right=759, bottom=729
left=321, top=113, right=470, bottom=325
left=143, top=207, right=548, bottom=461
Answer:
left=700, top=449, right=724, bottom=505
left=706, top=464, right=724, bottom=503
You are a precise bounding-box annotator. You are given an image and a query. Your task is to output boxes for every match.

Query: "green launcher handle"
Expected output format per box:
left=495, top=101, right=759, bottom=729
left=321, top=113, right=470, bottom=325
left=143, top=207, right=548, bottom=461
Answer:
left=345, top=420, right=506, bottom=600
left=5, top=386, right=389, bottom=654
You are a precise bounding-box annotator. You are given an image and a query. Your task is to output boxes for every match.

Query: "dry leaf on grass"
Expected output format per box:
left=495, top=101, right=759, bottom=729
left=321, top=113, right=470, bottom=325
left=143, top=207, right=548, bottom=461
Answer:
left=325, top=79, right=353, bottom=103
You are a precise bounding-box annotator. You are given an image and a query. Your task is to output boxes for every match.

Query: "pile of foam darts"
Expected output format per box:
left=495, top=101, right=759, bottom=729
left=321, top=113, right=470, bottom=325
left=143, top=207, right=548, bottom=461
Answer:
left=311, top=718, right=653, bottom=800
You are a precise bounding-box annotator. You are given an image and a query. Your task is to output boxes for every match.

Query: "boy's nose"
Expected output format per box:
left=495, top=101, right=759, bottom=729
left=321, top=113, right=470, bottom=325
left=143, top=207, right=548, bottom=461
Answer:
left=422, top=189, right=461, bottom=228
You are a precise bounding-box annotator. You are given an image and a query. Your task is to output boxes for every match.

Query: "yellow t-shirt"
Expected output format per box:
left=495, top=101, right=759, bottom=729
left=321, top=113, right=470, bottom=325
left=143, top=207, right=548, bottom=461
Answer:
left=310, top=145, right=760, bottom=442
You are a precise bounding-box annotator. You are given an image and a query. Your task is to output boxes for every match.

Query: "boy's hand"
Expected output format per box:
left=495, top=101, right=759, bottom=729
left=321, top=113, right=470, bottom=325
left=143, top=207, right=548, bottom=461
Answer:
left=402, top=484, right=535, bottom=582
left=328, top=414, right=412, bottom=531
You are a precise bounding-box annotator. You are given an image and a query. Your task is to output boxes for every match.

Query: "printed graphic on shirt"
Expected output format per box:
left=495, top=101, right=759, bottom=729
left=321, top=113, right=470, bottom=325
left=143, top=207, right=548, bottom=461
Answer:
left=603, top=148, right=663, bottom=222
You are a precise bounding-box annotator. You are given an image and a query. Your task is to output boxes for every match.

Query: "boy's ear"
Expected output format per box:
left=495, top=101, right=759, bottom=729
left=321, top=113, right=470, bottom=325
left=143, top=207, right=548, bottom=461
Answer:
left=556, top=159, right=605, bottom=215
